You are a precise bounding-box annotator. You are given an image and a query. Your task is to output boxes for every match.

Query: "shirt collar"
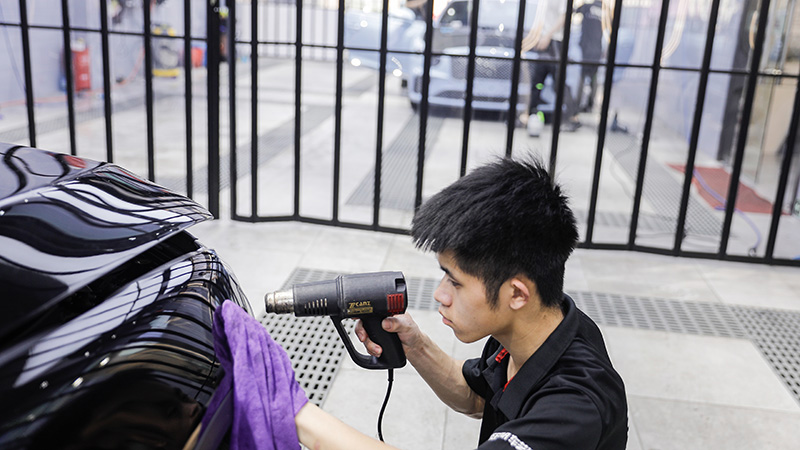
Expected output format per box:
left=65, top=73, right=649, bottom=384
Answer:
left=482, top=294, right=580, bottom=419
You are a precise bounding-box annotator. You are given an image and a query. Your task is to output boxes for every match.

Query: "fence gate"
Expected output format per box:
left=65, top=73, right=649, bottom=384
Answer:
left=1, top=0, right=799, bottom=266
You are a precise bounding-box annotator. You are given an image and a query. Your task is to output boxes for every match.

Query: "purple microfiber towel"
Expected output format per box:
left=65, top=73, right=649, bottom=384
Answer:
left=209, top=300, right=309, bottom=449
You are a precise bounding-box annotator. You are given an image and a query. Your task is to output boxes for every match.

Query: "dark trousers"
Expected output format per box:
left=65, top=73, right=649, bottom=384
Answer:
left=527, top=41, right=577, bottom=120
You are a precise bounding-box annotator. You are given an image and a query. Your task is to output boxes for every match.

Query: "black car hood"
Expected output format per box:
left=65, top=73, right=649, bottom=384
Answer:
left=0, top=144, right=212, bottom=341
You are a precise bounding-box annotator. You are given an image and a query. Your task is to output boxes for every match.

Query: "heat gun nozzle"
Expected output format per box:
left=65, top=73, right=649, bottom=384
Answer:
left=264, top=289, right=295, bottom=314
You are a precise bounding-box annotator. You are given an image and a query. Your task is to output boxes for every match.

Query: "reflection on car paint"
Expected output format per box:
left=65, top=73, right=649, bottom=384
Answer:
left=0, top=143, right=252, bottom=449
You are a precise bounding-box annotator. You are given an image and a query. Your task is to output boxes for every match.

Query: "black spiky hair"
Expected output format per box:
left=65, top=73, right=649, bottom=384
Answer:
left=411, top=156, right=578, bottom=308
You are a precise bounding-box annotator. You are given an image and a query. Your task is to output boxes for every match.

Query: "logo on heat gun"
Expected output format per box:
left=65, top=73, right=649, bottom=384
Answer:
left=347, top=301, right=373, bottom=315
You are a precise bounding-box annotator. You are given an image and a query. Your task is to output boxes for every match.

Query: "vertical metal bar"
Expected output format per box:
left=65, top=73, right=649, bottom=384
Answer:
left=765, top=78, right=800, bottom=261
left=628, top=0, right=671, bottom=247
left=143, top=0, right=155, bottom=181
left=183, top=0, right=194, bottom=197
left=414, top=0, right=435, bottom=211
left=673, top=0, right=721, bottom=254
left=208, top=0, right=222, bottom=218
left=228, top=0, right=238, bottom=215
left=250, top=0, right=258, bottom=217
left=60, top=0, right=77, bottom=156
left=332, top=0, right=346, bottom=221
left=584, top=0, right=623, bottom=245
left=373, top=0, right=390, bottom=228
left=294, top=0, right=303, bottom=217
left=504, top=0, right=528, bottom=157
left=19, top=0, right=36, bottom=147
left=719, top=0, right=771, bottom=257
left=460, top=0, right=481, bottom=177
left=99, top=0, right=114, bottom=163
left=547, top=0, right=574, bottom=172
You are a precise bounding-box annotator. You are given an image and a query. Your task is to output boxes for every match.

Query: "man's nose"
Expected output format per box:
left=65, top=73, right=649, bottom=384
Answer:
left=433, top=278, right=451, bottom=306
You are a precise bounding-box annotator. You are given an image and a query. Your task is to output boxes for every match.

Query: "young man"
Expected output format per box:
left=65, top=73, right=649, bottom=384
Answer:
left=295, top=157, right=628, bottom=449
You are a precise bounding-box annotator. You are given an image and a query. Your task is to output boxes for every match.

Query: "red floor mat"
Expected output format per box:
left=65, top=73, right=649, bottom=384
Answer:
left=668, top=164, right=775, bottom=214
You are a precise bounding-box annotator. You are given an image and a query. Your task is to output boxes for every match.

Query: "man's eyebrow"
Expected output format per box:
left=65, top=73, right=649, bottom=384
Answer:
left=439, top=265, right=455, bottom=278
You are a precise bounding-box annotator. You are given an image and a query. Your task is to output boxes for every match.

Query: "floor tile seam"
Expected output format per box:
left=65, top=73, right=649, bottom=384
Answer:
left=440, top=406, right=451, bottom=450
left=626, top=393, right=800, bottom=415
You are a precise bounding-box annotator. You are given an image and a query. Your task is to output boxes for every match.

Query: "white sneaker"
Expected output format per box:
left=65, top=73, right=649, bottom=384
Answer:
left=527, top=112, right=544, bottom=137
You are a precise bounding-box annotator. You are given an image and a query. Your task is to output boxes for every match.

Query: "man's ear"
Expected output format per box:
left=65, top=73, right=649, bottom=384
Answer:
left=508, top=277, right=532, bottom=310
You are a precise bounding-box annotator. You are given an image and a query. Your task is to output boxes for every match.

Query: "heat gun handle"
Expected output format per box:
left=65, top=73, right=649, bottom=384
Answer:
left=331, top=317, right=406, bottom=370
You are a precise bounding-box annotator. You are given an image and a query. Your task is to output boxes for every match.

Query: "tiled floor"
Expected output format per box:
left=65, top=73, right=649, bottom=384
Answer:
left=192, top=219, right=800, bottom=450
left=4, top=48, right=799, bottom=449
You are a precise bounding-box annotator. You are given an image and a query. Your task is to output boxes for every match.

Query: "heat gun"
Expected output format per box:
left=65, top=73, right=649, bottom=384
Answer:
left=264, top=271, right=408, bottom=370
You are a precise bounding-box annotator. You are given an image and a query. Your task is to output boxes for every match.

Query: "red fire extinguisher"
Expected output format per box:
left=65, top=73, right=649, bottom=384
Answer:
left=71, top=38, right=91, bottom=92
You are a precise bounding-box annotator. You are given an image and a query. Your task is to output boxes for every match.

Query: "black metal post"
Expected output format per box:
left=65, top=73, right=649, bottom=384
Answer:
left=584, top=0, right=623, bottom=245
left=207, top=0, right=222, bottom=218
left=414, top=0, right=435, bottom=211
left=19, top=0, right=36, bottom=147
left=60, top=0, right=77, bottom=156
left=183, top=0, right=194, bottom=197
left=143, top=1, right=155, bottom=181
left=373, top=0, right=390, bottom=228
left=332, top=0, right=346, bottom=221
left=250, top=0, right=259, bottom=217
left=99, top=0, right=114, bottom=163
left=765, top=79, right=800, bottom=261
left=673, top=0, right=721, bottom=254
left=628, top=0, right=671, bottom=247
left=719, top=0, right=771, bottom=257
left=548, top=0, right=574, bottom=171
left=460, top=0, right=481, bottom=177
left=505, top=0, right=528, bottom=156
left=228, top=0, right=238, bottom=216
left=140, top=1, right=155, bottom=181
left=294, top=0, right=303, bottom=218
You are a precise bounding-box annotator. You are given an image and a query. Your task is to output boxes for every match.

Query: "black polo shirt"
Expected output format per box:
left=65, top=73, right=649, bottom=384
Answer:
left=462, top=294, right=627, bottom=450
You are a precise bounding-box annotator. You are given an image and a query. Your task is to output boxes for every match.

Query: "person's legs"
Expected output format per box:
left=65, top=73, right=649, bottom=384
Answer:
left=545, top=41, right=580, bottom=131
left=527, top=59, right=551, bottom=116
left=526, top=56, right=553, bottom=137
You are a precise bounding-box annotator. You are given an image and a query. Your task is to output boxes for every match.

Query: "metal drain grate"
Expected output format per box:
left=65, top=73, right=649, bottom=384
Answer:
left=605, top=132, right=723, bottom=238
left=569, top=291, right=748, bottom=338
left=574, top=209, right=689, bottom=236
left=347, top=114, right=445, bottom=211
left=406, top=275, right=441, bottom=310
left=730, top=307, right=800, bottom=402
left=261, top=314, right=351, bottom=405
left=264, top=268, right=800, bottom=407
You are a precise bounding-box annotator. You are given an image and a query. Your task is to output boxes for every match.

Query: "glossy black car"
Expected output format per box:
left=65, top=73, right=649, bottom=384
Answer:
left=0, top=144, right=252, bottom=449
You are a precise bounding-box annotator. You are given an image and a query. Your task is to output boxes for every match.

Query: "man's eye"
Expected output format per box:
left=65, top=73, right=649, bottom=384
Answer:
left=448, top=278, right=460, bottom=288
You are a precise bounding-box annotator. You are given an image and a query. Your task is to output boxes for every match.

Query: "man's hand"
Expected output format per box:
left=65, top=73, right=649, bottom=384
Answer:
left=355, top=313, right=484, bottom=417
left=355, top=313, right=422, bottom=358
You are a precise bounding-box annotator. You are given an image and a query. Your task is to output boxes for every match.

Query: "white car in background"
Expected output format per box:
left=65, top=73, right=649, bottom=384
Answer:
left=407, top=0, right=583, bottom=115
left=344, top=6, right=426, bottom=87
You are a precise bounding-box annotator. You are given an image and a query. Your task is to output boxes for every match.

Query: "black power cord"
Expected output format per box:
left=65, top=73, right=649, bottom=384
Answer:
left=377, top=368, right=394, bottom=442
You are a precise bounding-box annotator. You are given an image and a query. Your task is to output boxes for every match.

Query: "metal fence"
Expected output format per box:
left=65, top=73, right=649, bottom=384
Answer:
left=1, top=0, right=799, bottom=266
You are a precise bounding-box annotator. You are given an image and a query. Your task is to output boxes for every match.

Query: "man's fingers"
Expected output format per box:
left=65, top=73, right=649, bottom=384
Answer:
left=367, top=341, right=382, bottom=357
left=355, top=319, right=383, bottom=356
left=354, top=321, right=366, bottom=342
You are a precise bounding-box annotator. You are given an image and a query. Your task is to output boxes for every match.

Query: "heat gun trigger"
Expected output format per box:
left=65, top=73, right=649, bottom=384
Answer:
left=332, top=316, right=406, bottom=370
